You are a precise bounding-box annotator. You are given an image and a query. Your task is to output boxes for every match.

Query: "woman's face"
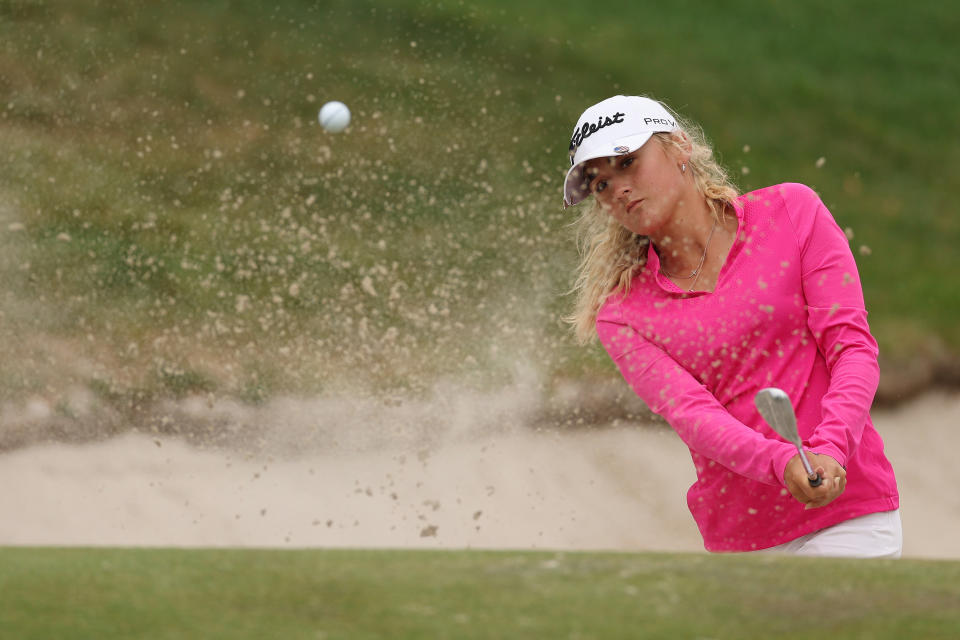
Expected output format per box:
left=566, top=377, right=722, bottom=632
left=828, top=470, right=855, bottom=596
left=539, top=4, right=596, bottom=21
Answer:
left=583, top=136, right=687, bottom=237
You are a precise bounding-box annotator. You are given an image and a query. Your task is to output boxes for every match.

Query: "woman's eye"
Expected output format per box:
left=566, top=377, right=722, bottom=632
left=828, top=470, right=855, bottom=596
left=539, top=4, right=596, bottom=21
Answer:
left=621, top=157, right=634, bottom=168
left=595, top=180, right=607, bottom=193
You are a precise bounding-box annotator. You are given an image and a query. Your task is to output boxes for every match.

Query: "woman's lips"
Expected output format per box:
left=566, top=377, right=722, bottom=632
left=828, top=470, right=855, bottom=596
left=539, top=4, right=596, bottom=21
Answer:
left=626, top=198, right=644, bottom=214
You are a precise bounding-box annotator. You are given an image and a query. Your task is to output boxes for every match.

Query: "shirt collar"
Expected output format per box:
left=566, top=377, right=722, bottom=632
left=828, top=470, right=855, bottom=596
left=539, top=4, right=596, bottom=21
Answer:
left=646, top=199, right=744, bottom=295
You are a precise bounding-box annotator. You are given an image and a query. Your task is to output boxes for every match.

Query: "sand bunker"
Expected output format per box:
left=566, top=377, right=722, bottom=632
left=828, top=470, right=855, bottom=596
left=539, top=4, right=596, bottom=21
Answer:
left=1, top=391, right=957, bottom=559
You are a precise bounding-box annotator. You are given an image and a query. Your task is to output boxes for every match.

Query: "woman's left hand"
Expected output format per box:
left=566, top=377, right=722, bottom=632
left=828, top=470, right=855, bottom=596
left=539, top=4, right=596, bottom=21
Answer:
left=784, top=452, right=846, bottom=509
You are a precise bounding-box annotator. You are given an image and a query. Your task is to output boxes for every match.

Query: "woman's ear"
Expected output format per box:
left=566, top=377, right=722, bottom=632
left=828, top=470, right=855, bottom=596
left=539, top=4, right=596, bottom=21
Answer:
left=669, top=130, right=693, bottom=158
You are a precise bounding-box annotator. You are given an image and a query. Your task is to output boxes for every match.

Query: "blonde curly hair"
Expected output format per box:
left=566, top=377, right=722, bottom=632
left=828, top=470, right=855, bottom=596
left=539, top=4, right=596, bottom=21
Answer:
left=565, top=105, right=739, bottom=344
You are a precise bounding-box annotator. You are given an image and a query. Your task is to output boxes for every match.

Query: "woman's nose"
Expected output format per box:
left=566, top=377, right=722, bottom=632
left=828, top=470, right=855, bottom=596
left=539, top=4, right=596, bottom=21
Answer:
left=612, top=176, right=631, bottom=199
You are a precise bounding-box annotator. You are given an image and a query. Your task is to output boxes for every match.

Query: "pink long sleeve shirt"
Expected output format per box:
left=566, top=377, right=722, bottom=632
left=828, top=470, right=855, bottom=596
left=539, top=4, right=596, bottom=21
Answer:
left=596, top=183, right=899, bottom=552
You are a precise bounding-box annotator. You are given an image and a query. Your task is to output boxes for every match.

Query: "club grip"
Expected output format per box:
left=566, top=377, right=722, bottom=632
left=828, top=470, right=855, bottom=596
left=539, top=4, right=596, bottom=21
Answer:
left=808, top=472, right=823, bottom=488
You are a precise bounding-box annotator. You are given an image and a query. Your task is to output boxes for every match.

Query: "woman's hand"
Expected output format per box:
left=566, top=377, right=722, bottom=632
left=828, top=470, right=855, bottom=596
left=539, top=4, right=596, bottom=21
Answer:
left=784, top=452, right=846, bottom=509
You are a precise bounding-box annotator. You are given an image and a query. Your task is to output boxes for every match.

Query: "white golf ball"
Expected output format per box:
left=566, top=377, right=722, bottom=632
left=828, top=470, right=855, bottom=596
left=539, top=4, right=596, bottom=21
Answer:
left=318, top=101, right=350, bottom=133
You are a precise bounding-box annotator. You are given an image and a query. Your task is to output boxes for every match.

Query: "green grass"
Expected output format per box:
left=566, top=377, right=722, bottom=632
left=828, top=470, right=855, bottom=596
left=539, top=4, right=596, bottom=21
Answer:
left=1, top=547, right=958, bottom=639
left=1, top=0, right=958, bottom=411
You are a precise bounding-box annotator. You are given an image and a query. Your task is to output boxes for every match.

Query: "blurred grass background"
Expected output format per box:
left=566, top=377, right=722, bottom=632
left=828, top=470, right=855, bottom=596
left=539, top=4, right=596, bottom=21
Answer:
left=2, top=547, right=959, bottom=639
left=1, top=0, right=957, bottom=421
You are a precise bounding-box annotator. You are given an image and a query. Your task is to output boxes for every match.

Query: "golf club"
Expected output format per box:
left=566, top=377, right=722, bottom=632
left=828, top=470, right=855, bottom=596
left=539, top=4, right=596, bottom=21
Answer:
left=754, top=387, right=823, bottom=487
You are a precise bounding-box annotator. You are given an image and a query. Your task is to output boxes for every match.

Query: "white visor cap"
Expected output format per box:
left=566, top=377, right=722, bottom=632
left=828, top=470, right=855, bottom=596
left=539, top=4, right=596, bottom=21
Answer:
left=563, top=95, right=679, bottom=207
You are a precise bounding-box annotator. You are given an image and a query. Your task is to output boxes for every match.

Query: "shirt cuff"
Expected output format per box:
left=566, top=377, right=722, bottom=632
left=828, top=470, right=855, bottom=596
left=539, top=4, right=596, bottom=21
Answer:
left=772, top=443, right=801, bottom=487
left=808, top=444, right=847, bottom=469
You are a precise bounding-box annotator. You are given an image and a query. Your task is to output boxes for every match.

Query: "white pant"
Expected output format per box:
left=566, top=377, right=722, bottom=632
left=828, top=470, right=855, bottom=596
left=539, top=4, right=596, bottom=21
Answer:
left=760, top=509, right=902, bottom=558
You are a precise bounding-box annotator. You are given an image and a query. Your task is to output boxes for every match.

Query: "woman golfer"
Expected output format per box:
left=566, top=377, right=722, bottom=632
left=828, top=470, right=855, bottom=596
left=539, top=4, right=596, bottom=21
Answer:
left=564, top=95, right=900, bottom=556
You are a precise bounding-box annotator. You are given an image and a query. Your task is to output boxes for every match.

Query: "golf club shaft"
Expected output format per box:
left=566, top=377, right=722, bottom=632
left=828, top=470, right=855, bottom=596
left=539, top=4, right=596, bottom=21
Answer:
left=797, top=447, right=823, bottom=487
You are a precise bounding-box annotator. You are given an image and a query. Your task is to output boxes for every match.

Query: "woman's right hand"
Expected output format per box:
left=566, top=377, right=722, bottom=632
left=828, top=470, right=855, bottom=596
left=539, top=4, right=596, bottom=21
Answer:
left=784, top=452, right=846, bottom=509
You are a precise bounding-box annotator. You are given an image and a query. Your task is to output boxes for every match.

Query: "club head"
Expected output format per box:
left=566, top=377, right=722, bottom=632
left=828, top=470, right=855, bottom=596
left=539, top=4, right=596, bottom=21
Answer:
left=754, top=387, right=801, bottom=447
left=755, top=387, right=822, bottom=487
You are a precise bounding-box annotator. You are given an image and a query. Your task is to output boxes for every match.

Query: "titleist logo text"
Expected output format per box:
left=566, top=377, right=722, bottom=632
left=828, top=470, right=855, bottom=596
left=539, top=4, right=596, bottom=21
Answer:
left=569, top=111, right=626, bottom=158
